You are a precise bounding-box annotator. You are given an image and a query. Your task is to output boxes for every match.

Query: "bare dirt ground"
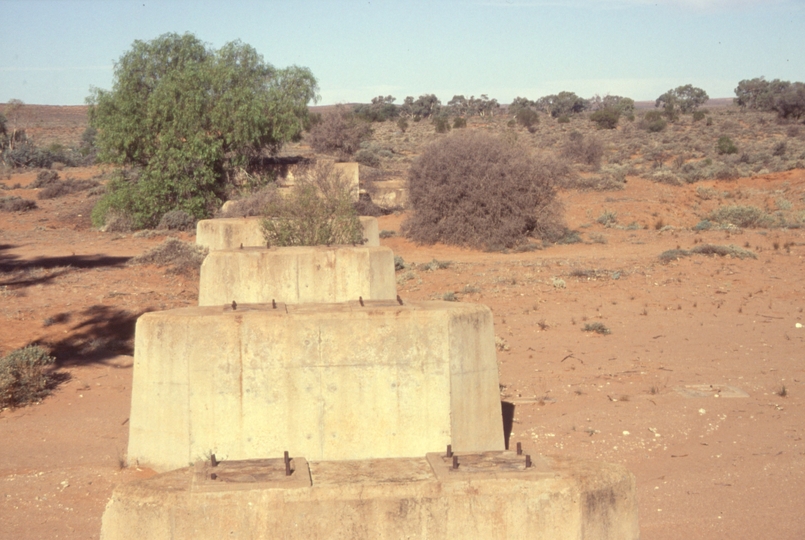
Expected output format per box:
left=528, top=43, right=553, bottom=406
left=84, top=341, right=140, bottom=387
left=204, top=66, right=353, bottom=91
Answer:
left=1, top=165, right=804, bottom=539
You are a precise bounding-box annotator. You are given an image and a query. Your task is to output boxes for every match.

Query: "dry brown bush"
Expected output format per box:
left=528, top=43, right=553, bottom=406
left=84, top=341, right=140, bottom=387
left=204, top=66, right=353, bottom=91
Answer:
left=561, top=131, right=604, bottom=170
left=306, top=105, right=373, bottom=160
left=402, top=131, right=567, bottom=250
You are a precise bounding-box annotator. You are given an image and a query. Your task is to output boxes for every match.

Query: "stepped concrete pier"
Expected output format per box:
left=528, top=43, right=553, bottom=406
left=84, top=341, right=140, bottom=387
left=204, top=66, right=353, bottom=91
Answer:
left=127, top=301, right=504, bottom=473
left=198, top=245, right=397, bottom=306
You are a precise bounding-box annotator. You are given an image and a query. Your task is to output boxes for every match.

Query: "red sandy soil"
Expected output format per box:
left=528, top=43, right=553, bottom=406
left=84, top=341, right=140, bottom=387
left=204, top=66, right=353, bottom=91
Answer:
left=1, top=166, right=804, bottom=539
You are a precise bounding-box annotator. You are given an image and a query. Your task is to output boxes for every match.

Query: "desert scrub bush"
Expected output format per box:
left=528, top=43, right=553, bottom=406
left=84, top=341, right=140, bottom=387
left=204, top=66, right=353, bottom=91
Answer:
left=157, top=209, right=196, bottom=231
left=707, top=205, right=774, bottom=228
left=0, top=345, right=56, bottom=409
left=561, top=131, right=603, bottom=170
left=28, top=169, right=60, bottom=188
left=308, top=106, right=373, bottom=160
left=37, top=178, right=101, bottom=199
left=0, top=196, right=37, bottom=212
left=589, top=107, right=620, bottom=129
left=597, top=209, right=617, bottom=226
left=452, top=116, right=467, bottom=129
left=649, top=170, right=683, bottom=186
left=402, top=131, right=567, bottom=250
left=354, top=148, right=380, bottom=167
left=514, top=107, right=539, bottom=129
left=128, top=237, right=208, bottom=274
left=658, top=244, right=756, bottom=263
left=433, top=115, right=451, bottom=134
left=640, top=111, right=667, bottom=132
left=261, top=163, right=363, bottom=246
left=582, top=322, right=611, bottom=335
left=393, top=255, right=405, bottom=271
left=716, top=135, right=739, bottom=155
left=562, top=174, right=624, bottom=191
left=691, top=244, right=757, bottom=259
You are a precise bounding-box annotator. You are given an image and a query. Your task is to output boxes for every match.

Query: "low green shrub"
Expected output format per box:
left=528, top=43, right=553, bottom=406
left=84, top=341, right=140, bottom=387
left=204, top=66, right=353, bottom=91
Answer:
left=716, top=135, right=738, bottom=155
left=707, top=205, right=774, bottom=228
left=433, top=115, right=451, bottom=134
left=515, top=108, right=539, bottom=129
left=641, top=111, right=667, bottom=132
left=589, top=108, right=620, bottom=129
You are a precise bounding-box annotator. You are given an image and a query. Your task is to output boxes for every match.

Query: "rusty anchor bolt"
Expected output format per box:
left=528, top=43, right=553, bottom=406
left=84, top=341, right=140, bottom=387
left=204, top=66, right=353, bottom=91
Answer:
left=284, top=451, right=291, bottom=476
left=525, top=455, right=532, bottom=468
left=397, top=295, right=403, bottom=306
left=452, top=455, right=459, bottom=470
left=516, top=442, right=522, bottom=455
left=239, top=243, right=243, bottom=249
left=359, top=296, right=364, bottom=307
left=210, top=473, right=218, bottom=480
left=272, top=299, right=277, bottom=309
left=231, top=300, right=237, bottom=311
left=210, top=454, right=218, bottom=467
left=446, top=445, right=453, bottom=458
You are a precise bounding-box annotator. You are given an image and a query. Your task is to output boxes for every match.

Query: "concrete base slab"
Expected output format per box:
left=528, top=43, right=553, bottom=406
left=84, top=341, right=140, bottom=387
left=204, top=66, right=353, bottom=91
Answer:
left=196, top=216, right=379, bottom=249
left=198, top=245, right=397, bottom=306
left=128, top=301, right=504, bottom=472
left=101, top=453, right=639, bottom=540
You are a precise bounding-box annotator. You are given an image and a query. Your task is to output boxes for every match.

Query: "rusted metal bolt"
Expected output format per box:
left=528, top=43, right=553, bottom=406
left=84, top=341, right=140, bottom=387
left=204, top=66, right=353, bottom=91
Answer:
left=359, top=296, right=364, bottom=307
left=516, top=442, right=522, bottom=455
left=397, top=295, right=403, bottom=306
left=210, top=473, right=217, bottom=480
left=272, top=299, right=277, bottom=309
left=446, top=444, right=453, bottom=458
left=211, top=454, right=218, bottom=467
left=284, top=450, right=291, bottom=476
left=525, top=455, right=532, bottom=468
left=231, top=300, right=237, bottom=311
left=452, top=455, right=459, bottom=470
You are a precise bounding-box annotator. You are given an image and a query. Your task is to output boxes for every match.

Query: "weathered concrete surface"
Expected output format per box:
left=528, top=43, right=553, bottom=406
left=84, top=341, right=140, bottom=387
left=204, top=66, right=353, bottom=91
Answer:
left=196, top=216, right=379, bottom=249
left=198, top=245, right=396, bottom=306
left=101, top=454, right=639, bottom=540
left=127, top=301, right=504, bottom=472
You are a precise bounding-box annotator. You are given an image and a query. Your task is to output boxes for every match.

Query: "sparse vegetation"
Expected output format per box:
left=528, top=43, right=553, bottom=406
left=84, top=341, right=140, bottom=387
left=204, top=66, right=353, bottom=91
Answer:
left=658, top=244, right=757, bottom=263
left=0, top=196, right=37, bottom=212
left=582, top=322, right=611, bottom=335
left=261, top=164, right=363, bottom=246
left=128, top=237, right=208, bottom=274
left=37, top=178, right=100, bottom=199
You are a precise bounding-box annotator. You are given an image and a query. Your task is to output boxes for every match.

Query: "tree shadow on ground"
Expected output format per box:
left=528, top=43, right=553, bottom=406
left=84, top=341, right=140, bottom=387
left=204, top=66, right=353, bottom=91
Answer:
left=33, top=305, right=153, bottom=367
left=0, top=244, right=130, bottom=289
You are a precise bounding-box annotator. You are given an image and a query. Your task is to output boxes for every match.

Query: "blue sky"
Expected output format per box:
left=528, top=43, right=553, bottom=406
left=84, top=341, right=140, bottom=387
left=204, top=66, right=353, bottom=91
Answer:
left=1, top=0, right=803, bottom=106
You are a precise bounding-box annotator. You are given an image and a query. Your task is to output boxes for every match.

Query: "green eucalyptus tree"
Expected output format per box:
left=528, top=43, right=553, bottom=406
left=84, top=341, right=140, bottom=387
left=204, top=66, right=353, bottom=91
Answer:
left=88, top=33, right=318, bottom=228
